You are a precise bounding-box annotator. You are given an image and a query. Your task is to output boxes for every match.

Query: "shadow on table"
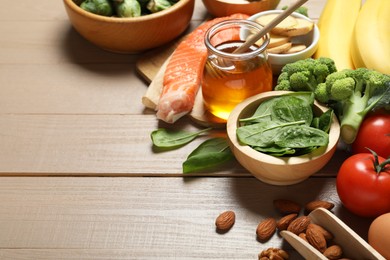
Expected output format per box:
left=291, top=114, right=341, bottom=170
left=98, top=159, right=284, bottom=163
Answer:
left=60, top=26, right=137, bottom=73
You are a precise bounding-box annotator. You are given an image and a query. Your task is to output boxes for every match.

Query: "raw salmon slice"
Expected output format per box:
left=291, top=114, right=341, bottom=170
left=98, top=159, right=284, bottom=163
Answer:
left=156, top=14, right=249, bottom=123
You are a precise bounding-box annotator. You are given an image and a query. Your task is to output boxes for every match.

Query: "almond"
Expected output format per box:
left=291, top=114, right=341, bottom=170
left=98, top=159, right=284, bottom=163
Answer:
left=323, top=244, right=343, bottom=260
left=305, top=200, right=335, bottom=214
left=273, top=199, right=301, bottom=215
left=308, top=223, right=333, bottom=240
left=306, top=223, right=327, bottom=253
left=287, top=216, right=310, bottom=235
left=298, top=232, right=308, bottom=243
left=276, top=213, right=298, bottom=231
left=215, top=210, right=235, bottom=231
left=256, top=217, right=277, bottom=241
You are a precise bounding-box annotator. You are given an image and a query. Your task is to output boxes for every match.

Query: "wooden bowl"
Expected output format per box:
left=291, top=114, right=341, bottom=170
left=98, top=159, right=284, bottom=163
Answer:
left=202, top=0, right=280, bottom=17
left=63, top=0, right=195, bottom=53
left=226, top=91, right=340, bottom=186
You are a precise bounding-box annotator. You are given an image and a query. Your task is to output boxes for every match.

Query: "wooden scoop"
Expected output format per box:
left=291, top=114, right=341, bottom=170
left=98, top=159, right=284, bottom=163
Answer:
left=280, top=208, right=385, bottom=260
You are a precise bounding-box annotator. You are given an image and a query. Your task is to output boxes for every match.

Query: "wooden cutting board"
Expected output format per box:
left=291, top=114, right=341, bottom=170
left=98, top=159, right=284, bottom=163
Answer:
left=136, top=42, right=227, bottom=128
left=135, top=44, right=178, bottom=84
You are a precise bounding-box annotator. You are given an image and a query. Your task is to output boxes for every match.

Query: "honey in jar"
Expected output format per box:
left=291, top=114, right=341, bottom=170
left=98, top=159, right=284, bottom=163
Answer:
left=202, top=20, right=273, bottom=121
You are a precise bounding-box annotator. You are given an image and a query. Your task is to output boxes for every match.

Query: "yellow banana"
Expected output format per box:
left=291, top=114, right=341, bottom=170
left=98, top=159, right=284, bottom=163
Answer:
left=314, top=0, right=361, bottom=71
left=351, top=0, right=390, bottom=74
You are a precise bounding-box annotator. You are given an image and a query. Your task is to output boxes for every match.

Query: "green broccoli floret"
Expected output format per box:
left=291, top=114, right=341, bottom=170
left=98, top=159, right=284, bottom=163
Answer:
left=329, top=78, right=355, bottom=100
left=324, top=70, right=350, bottom=94
left=317, top=57, right=337, bottom=74
left=274, top=58, right=336, bottom=91
left=274, top=79, right=291, bottom=91
left=289, top=70, right=317, bottom=91
left=315, top=68, right=390, bottom=144
left=313, top=83, right=328, bottom=103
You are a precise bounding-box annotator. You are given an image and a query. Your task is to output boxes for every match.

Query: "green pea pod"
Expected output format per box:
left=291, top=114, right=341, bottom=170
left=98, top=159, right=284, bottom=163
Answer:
left=80, top=0, right=113, bottom=16
left=116, top=0, right=141, bottom=17
left=147, top=0, right=172, bottom=13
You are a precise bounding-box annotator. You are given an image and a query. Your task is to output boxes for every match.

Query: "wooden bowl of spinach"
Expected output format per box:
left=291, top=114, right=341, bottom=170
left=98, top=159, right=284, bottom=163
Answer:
left=226, top=91, right=340, bottom=186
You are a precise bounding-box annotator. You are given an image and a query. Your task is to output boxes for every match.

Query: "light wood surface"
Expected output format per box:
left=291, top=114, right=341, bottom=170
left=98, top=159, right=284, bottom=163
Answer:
left=0, top=0, right=376, bottom=259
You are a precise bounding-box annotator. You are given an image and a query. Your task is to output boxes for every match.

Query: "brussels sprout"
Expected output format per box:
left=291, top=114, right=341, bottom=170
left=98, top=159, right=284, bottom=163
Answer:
left=115, top=0, right=142, bottom=17
left=147, top=0, right=172, bottom=13
left=80, top=0, right=113, bottom=16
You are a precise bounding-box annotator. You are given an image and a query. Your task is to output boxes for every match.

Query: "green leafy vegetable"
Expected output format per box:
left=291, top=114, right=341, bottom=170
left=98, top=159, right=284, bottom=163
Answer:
left=273, top=125, right=329, bottom=148
left=311, top=109, right=334, bottom=132
left=240, top=92, right=314, bottom=124
left=182, top=137, right=234, bottom=173
left=271, top=95, right=313, bottom=125
left=236, top=93, right=331, bottom=157
left=151, top=127, right=211, bottom=148
left=237, top=120, right=305, bottom=147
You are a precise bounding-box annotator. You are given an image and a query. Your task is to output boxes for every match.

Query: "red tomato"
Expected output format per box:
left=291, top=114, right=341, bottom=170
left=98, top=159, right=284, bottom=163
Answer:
left=336, top=152, right=390, bottom=218
left=352, top=110, right=390, bottom=158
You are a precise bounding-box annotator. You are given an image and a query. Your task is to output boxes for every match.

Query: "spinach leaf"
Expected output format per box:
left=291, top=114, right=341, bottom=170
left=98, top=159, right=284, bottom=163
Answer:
left=237, top=120, right=306, bottom=147
left=253, top=145, right=296, bottom=156
left=274, top=125, right=329, bottom=148
left=151, top=127, right=211, bottom=148
left=317, top=109, right=334, bottom=133
left=182, top=137, right=234, bottom=173
left=271, top=95, right=313, bottom=125
left=240, top=97, right=279, bottom=124
left=236, top=121, right=279, bottom=146
left=311, top=117, right=320, bottom=129
left=239, top=92, right=314, bottom=125
left=289, top=91, right=315, bottom=104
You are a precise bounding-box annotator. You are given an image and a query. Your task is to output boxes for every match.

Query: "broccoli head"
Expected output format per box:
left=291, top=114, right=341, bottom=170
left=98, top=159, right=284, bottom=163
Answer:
left=314, top=68, right=390, bottom=144
left=274, top=57, right=337, bottom=92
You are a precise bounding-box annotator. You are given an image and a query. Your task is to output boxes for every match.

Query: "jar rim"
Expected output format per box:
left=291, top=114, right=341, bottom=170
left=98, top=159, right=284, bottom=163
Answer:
left=204, top=19, right=270, bottom=60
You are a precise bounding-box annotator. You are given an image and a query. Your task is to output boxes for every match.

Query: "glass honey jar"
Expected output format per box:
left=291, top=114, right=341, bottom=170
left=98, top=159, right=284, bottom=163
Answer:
left=202, top=19, right=273, bottom=121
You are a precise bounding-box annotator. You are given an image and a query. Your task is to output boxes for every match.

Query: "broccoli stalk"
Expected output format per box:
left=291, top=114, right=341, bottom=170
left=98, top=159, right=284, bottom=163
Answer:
left=316, top=68, right=390, bottom=144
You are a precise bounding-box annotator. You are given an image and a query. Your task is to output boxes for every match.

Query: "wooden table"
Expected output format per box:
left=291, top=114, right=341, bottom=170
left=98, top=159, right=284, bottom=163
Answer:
left=0, top=1, right=374, bottom=259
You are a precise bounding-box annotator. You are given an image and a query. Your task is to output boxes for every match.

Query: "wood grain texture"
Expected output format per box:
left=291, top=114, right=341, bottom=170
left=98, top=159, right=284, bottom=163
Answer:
left=0, top=0, right=367, bottom=259
left=0, top=177, right=372, bottom=259
left=0, top=114, right=348, bottom=176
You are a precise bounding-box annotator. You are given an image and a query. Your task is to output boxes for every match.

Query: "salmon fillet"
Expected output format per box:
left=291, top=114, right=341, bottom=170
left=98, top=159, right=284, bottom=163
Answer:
left=156, top=13, right=249, bottom=123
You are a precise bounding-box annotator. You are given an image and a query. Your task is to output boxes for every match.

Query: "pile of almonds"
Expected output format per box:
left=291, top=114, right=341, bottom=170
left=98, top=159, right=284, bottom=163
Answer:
left=215, top=199, right=345, bottom=259
left=257, top=199, right=346, bottom=259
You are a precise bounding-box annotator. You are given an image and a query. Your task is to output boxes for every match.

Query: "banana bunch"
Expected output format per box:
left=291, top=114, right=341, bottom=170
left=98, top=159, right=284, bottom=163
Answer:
left=315, top=0, right=390, bottom=75
left=351, top=0, right=390, bottom=75
left=314, top=0, right=361, bottom=71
